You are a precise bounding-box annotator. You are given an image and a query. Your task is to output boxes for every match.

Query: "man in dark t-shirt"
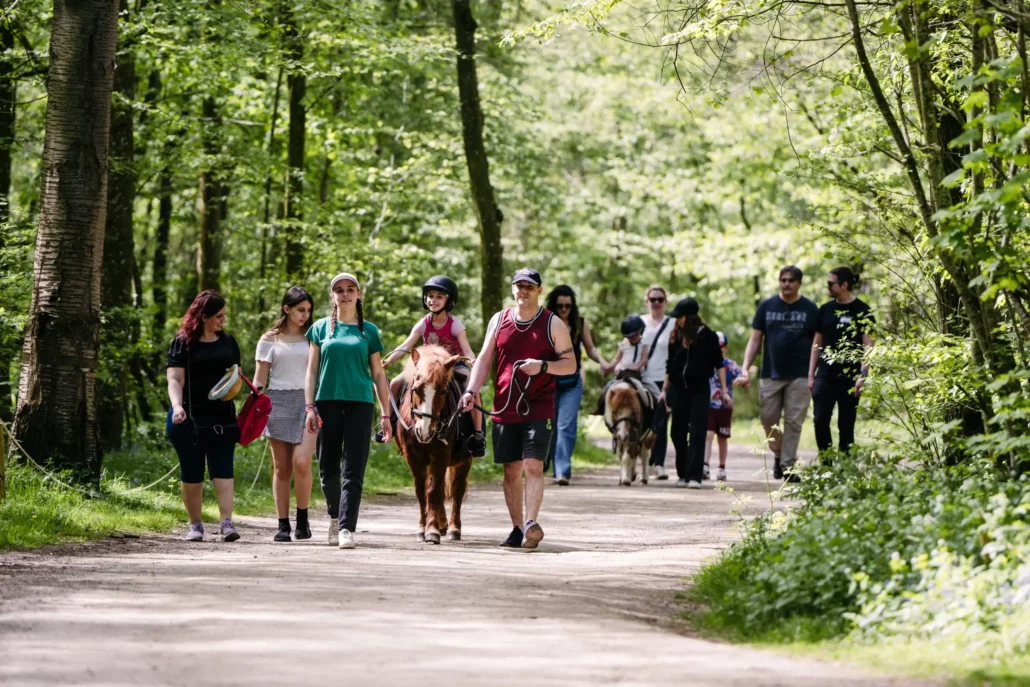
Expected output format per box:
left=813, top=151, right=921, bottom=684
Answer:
left=736, top=265, right=818, bottom=481
left=808, top=267, right=875, bottom=457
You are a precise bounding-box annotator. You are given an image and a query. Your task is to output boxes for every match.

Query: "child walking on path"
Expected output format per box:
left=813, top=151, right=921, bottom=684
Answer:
left=704, top=331, right=742, bottom=481
left=254, top=287, right=317, bottom=542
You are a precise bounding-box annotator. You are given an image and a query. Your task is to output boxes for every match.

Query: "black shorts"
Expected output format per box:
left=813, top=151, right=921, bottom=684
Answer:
left=491, top=418, right=553, bottom=464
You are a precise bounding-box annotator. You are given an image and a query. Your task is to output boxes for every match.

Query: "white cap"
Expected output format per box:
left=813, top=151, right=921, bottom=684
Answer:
left=330, top=272, right=361, bottom=291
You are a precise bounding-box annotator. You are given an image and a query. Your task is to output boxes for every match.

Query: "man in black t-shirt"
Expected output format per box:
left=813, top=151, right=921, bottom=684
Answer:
left=736, top=266, right=818, bottom=482
left=807, top=267, right=874, bottom=457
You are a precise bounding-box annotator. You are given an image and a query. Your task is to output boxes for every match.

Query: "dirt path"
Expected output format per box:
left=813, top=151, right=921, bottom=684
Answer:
left=0, top=445, right=930, bottom=686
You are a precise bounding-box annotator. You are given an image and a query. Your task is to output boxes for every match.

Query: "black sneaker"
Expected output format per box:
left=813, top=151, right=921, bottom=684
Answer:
left=499, top=526, right=523, bottom=548
left=294, top=519, right=312, bottom=540
left=784, top=473, right=801, bottom=484
left=274, top=522, right=292, bottom=542
left=773, top=457, right=783, bottom=480
left=468, top=431, right=487, bottom=458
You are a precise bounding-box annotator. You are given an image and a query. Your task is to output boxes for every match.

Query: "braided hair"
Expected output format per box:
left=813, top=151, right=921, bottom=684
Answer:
left=356, top=298, right=366, bottom=338
left=328, top=299, right=366, bottom=338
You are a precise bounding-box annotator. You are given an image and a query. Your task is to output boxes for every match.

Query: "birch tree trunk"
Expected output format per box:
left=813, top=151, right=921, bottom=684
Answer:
left=13, top=0, right=119, bottom=479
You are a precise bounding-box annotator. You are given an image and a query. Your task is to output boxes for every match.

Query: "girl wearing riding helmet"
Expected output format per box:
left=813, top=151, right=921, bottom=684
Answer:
left=304, top=272, right=393, bottom=549
left=380, top=275, right=486, bottom=457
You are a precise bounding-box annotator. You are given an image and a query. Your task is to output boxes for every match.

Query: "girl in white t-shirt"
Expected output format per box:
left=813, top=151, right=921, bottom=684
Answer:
left=641, top=285, right=672, bottom=479
left=253, top=287, right=317, bottom=542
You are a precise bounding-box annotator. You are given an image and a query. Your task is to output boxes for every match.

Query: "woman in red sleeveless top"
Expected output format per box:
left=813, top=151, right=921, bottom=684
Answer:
left=380, top=276, right=486, bottom=456
left=460, top=268, right=578, bottom=549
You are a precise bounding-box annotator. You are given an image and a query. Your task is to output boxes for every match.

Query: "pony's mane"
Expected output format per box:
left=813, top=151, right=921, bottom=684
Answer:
left=405, top=344, right=453, bottom=380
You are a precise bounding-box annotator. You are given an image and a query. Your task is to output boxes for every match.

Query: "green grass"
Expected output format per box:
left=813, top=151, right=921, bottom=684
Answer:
left=0, top=420, right=608, bottom=550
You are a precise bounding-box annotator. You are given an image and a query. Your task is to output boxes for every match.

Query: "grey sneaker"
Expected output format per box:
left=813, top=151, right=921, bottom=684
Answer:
left=328, top=519, right=339, bottom=546
left=716, top=467, right=727, bottom=481
left=185, top=522, right=204, bottom=542
left=687, top=480, right=702, bottom=489
left=220, top=519, right=240, bottom=542
left=675, top=478, right=689, bottom=488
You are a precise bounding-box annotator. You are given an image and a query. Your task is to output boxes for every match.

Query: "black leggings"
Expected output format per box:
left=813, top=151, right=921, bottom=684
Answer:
left=649, top=381, right=668, bottom=467
left=669, top=384, right=710, bottom=482
left=316, top=400, right=374, bottom=532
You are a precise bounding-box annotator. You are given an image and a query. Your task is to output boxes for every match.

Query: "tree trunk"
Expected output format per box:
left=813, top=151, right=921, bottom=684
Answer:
left=196, top=96, right=225, bottom=292
left=98, top=0, right=137, bottom=449
left=283, top=3, right=305, bottom=277
left=0, top=21, right=15, bottom=423
left=453, top=0, right=504, bottom=328
left=12, top=0, right=118, bottom=479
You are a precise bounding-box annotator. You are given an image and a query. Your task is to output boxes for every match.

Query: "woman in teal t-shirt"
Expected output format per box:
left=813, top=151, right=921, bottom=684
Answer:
left=304, top=272, right=392, bottom=549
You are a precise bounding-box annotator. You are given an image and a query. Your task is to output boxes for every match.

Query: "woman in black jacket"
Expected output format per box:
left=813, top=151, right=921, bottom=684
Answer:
left=659, top=298, right=730, bottom=488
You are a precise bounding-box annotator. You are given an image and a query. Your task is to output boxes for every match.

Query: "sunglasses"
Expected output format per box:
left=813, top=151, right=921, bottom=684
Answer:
left=649, top=297, right=666, bottom=303
left=556, top=303, right=572, bottom=310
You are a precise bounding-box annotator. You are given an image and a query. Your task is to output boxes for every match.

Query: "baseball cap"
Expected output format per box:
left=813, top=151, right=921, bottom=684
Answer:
left=716, top=331, right=728, bottom=346
left=330, top=272, right=361, bottom=291
left=668, top=297, right=699, bottom=318
left=511, top=267, right=542, bottom=286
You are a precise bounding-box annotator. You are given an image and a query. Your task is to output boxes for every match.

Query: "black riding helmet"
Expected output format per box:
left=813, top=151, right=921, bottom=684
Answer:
left=621, top=315, right=646, bottom=337
left=422, top=275, right=459, bottom=312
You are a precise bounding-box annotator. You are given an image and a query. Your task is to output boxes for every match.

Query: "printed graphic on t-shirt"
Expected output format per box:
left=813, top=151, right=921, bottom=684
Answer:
left=710, top=359, right=742, bottom=409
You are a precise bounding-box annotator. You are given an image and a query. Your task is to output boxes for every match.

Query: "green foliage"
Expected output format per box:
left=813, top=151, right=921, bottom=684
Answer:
left=686, top=454, right=1030, bottom=672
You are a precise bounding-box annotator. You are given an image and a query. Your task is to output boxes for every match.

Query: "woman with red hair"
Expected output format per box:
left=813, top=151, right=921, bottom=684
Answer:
left=166, top=290, right=243, bottom=542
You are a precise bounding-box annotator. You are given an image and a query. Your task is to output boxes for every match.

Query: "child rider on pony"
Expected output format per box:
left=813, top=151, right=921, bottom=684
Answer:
left=378, top=276, right=487, bottom=457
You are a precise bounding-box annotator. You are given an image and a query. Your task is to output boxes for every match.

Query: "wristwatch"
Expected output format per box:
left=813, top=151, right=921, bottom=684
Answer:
left=540, top=361, right=549, bottom=374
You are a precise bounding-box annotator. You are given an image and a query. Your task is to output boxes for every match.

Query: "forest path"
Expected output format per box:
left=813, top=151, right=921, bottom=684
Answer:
left=0, top=444, right=933, bottom=686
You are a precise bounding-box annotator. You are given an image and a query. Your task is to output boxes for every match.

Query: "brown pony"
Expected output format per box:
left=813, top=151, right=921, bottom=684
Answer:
left=394, top=345, right=473, bottom=544
left=605, top=380, right=656, bottom=486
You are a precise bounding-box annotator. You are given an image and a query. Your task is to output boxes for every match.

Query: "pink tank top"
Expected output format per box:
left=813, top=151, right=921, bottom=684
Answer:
left=421, top=314, right=461, bottom=356
left=493, top=308, right=558, bottom=424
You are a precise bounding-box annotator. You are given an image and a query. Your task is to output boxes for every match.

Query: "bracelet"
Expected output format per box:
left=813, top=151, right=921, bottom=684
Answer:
left=305, top=403, right=316, bottom=412
left=381, top=414, right=391, bottom=419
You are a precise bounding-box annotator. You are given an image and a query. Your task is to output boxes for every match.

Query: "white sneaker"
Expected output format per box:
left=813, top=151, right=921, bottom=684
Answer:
left=328, top=520, right=339, bottom=546
left=687, top=480, right=702, bottom=489
left=717, top=468, right=727, bottom=481
left=338, top=529, right=356, bottom=549
left=675, top=478, right=689, bottom=488
left=655, top=465, right=668, bottom=480
left=702, top=464, right=711, bottom=480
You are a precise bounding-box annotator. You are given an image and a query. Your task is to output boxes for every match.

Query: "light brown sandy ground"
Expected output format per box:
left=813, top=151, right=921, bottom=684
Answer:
left=0, top=444, right=935, bottom=687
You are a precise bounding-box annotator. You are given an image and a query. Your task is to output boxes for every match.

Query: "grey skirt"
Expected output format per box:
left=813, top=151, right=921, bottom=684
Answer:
left=264, top=388, right=307, bottom=444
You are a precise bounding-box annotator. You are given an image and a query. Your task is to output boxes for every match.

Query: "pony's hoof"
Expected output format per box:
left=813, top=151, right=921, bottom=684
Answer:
left=425, top=532, right=441, bottom=545
left=641, top=478, right=649, bottom=485
left=447, top=530, right=461, bottom=542
left=620, top=480, right=631, bottom=487
left=415, top=532, right=425, bottom=542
